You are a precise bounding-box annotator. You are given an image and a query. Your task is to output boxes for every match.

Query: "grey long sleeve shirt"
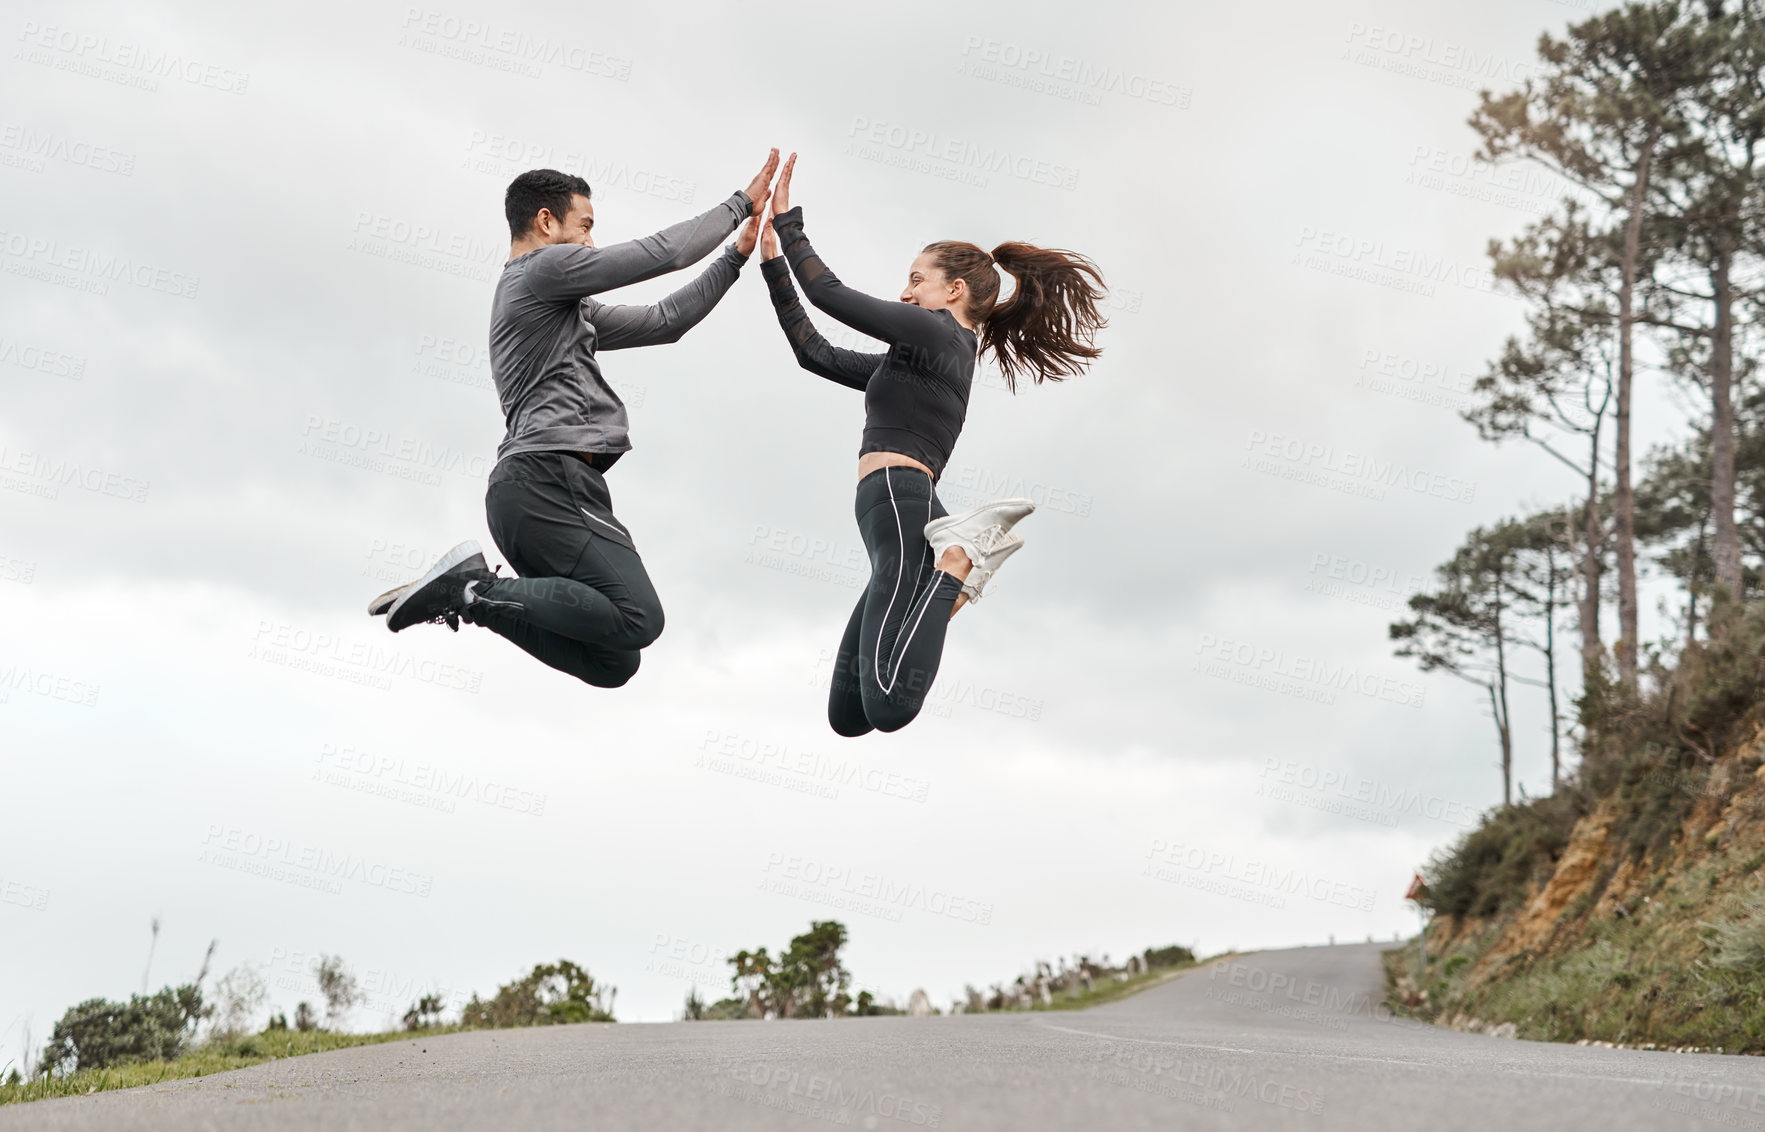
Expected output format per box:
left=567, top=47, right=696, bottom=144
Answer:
left=489, top=189, right=752, bottom=464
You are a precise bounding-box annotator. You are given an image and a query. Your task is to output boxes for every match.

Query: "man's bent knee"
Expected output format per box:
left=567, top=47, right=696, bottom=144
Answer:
left=630, top=601, right=664, bottom=650
left=604, top=589, right=664, bottom=651
left=583, top=651, right=641, bottom=688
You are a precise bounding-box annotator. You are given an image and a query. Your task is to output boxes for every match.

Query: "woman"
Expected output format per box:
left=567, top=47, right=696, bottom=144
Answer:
left=758, top=154, right=1105, bottom=736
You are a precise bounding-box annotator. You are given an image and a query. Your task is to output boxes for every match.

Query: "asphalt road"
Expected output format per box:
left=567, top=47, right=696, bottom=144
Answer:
left=7, top=943, right=1763, bottom=1131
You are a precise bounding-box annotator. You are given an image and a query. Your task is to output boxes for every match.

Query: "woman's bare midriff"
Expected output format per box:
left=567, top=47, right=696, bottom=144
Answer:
left=858, top=451, right=935, bottom=481
left=856, top=450, right=972, bottom=604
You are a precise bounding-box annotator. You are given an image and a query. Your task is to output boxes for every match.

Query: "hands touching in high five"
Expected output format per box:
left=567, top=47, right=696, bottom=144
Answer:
left=744, top=147, right=781, bottom=210
left=759, top=151, right=796, bottom=262
left=728, top=148, right=797, bottom=261
left=733, top=147, right=781, bottom=258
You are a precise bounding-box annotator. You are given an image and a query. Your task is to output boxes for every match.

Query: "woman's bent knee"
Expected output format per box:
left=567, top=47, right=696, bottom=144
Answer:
left=829, top=704, right=875, bottom=738
left=864, top=698, right=923, bottom=734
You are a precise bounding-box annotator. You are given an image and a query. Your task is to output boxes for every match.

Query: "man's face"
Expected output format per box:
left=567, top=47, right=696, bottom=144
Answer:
left=542, top=193, right=594, bottom=246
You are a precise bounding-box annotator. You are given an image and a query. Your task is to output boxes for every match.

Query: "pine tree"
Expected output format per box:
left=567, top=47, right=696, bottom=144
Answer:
left=1470, top=1, right=1710, bottom=688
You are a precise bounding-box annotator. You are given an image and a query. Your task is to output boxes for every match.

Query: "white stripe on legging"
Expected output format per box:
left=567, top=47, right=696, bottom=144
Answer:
left=887, top=562, right=947, bottom=688
left=873, top=467, right=948, bottom=697
left=886, top=502, right=947, bottom=680
left=873, top=468, right=907, bottom=693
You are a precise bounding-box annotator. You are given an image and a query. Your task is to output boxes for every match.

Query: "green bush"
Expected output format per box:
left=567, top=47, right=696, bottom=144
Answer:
left=1424, top=792, right=1582, bottom=919
left=1616, top=742, right=1707, bottom=862
left=402, top=994, right=445, bottom=1031
left=459, top=960, right=613, bottom=1027
left=39, top=985, right=208, bottom=1074
left=726, top=921, right=854, bottom=1020
left=1143, top=945, right=1196, bottom=969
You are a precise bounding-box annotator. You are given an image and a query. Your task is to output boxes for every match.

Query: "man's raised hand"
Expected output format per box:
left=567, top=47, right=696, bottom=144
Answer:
left=735, top=200, right=768, bottom=257
left=745, top=149, right=780, bottom=216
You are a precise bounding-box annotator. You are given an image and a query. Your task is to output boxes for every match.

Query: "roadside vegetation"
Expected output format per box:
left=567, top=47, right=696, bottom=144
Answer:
left=683, top=922, right=1206, bottom=1021
left=0, top=1028, right=425, bottom=1106
left=1385, top=836, right=1765, bottom=1053
left=6, top=918, right=1206, bottom=1108
left=1382, top=599, right=1765, bottom=1053
left=1, top=930, right=615, bottom=1108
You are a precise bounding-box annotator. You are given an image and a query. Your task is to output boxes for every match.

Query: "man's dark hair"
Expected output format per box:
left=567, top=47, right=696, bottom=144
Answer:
left=505, top=169, right=592, bottom=239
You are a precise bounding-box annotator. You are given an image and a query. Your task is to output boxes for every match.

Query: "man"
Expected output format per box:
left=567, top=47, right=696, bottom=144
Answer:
left=368, top=150, right=779, bottom=688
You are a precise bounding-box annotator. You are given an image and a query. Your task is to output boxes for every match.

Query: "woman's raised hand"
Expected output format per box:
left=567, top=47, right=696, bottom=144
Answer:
left=744, top=148, right=780, bottom=215
left=760, top=216, right=780, bottom=261
left=771, top=153, right=796, bottom=216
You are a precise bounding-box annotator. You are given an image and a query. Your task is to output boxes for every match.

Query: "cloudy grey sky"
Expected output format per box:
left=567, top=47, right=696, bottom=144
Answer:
left=0, top=0, right=1694, bottom=1060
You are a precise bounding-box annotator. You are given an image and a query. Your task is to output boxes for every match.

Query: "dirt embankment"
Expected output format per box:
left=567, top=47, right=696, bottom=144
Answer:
left=1388, top=720, right=1765, bottom=1052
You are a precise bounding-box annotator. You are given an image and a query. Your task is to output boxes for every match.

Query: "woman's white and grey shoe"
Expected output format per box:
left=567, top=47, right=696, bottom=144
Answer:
left=956, top=532, right=1024, bottom=603
left=924, top=498, right=1036, bottom=604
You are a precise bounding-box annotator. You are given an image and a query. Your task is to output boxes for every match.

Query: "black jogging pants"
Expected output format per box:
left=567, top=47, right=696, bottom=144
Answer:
left=465, top=452, right=663, bottom=688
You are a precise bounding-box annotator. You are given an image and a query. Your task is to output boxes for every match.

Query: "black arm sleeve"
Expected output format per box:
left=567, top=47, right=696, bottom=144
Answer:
left=770, top=206, right=949, bottom=351
left=760, top=255, right=883, bottom=391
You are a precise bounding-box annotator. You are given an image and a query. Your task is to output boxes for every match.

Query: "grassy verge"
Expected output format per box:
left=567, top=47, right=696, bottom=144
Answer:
left=1383, top=842, right=1765, bottom=1053
left=981, top=953, right=1229, bottom=1014
left=700, top=955, right=1231, bottom=1022
left=0, top=1028, right=449, bottom=1107
left=5, top=957, right=1223, bottom=1105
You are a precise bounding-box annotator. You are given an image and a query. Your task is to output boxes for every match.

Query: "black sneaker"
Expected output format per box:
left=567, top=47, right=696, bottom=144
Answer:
left=386, top=541, right=496, bottom=633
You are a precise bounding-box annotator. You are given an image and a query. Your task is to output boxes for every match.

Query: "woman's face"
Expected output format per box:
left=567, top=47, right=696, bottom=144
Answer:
left=900, top=252, right=965, bottom=313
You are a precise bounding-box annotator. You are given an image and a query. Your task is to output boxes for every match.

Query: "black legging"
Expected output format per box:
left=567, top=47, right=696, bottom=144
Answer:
left=828, top=466, right=965, bottom=736
left=464, top=453, right=664, bottom=688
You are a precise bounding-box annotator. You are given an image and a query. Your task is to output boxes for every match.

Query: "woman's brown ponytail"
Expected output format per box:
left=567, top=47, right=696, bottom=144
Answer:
left=923, top=240, right=1107, bottom=392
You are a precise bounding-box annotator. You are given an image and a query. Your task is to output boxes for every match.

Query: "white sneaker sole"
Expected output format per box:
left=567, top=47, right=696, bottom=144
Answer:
left=367, top=585, right=409, bottom=616
left=926, top=500, right=1036, bottom=565
left=384, top=540, right=482, bottom=625
left=925, top=498, right=1036, bottom=542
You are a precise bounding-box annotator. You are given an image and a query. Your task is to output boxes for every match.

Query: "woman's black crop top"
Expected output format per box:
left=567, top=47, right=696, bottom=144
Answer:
left=761, top=206, right=975, bottom=479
